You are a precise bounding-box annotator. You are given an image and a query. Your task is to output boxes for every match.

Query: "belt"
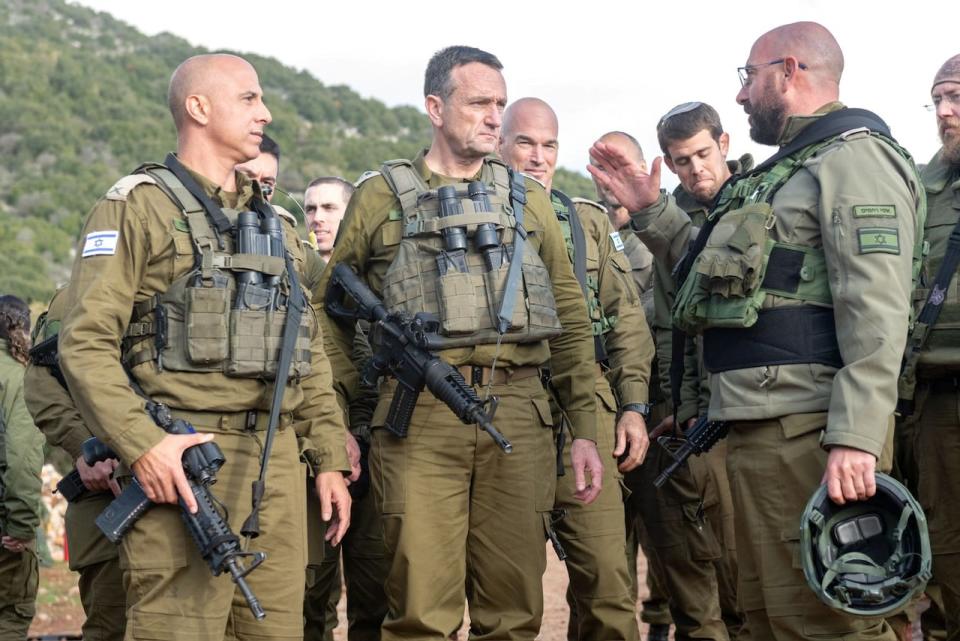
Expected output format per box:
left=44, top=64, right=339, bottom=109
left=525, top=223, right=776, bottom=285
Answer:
left=455, top=365, right=541, bottom=387
left=703, top=305, right=842, bottom=373
left=169, top=408, right=293, bottom=431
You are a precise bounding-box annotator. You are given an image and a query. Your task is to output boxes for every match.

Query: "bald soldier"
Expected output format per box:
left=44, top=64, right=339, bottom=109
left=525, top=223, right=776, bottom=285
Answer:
left=59, top=53, right=351, bottom=640
left=500, top=98, right=653, bottom=641
left=906, top=53, right=960, bottom=640
left=317, top=46, right=601, bottom=640
left=591, top=22, right=922, bottom=639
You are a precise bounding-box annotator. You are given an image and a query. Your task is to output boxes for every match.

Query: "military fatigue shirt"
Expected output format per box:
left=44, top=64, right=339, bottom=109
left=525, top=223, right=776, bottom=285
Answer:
left=553, top=193, right=653, bottom=405
left=630, top=104, right=922, bottom=457
left=317, top=152, right=599, bottom=441
left=0, top=339, right=44, bottom=541
left=59, top=163, right=349, bottom=473
left=24, top=287, right=93, bottom=461
left=916, top=149, right=960, bottom=372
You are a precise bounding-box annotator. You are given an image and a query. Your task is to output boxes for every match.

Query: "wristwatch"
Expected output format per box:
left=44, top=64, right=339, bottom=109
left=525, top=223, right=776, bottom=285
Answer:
left=620, top=402, right=651, bottom=418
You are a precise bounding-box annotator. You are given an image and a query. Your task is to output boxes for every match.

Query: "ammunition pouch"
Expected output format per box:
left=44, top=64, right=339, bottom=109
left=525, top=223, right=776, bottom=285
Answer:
left=673, top=201, right=833, bottom=334
left=120, top=164, right=315, bottom=379
left=379, top=159, right=561, bottom=348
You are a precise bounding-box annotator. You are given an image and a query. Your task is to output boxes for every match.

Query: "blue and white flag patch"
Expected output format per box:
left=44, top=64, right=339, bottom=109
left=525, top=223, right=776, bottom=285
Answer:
left=82, top=231, right=120, bottom=258
left=610, top=231, right=625, bottom=252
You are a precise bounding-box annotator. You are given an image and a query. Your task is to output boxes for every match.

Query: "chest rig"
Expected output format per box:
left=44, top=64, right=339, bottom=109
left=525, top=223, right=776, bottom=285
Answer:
left=672, top=110, right=922, bottom=374
left=122, top=163, right=314, bottom=379
left=379, top=158, right=562, bottom=349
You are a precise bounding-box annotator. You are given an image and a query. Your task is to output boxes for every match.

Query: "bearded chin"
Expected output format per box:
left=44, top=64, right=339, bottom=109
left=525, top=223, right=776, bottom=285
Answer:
left=942, top=130, right=960, bottom=165
left=749, top=106, right=786, bottom=146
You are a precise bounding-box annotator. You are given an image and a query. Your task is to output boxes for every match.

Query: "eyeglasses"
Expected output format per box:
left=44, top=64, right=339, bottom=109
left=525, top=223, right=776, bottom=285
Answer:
left=924, top=91, right=960, bottom=112
left=738, top=59, right=808, bottom=87
left=658, top=101, right=704, bottom=129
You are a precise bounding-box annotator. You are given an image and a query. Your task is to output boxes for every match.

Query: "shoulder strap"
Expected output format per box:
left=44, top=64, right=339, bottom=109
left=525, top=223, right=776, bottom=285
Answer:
left=552, top=190, right=589, bottom=298
left=379, top=159, right=426, bottom=221
left=554, top=190, right=607, bottom=362
left=496, top=170, right=528, bottom=333
left=161, top=153, right=234, bottom=237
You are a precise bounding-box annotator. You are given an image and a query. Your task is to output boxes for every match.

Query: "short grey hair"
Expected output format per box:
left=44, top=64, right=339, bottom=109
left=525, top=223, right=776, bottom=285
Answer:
left=424, top=46, right=503, bottom=100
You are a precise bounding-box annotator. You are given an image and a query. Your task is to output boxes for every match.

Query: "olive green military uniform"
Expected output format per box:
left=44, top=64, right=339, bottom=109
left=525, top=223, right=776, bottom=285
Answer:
left=0, top=338, right=44, bottom=639
left=317, top=151, right=597, bottom=641
left=616, top=229, right=674, bottom=635
left=23, top=286, right=126, bottom=641
left=304, top=255, right=389, bottom=641
left=627, top=157, right=752, bottom=641
left=59, top=164, right=350, bottom=641
left=639, top=104, right=922, bottom=640
left=549, top=194, right=653, bottom=641
left=909, top=148, right=960, bottom=640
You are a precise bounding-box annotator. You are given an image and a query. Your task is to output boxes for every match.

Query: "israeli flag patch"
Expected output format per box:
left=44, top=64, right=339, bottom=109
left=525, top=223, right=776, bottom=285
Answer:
left=82, top=231, right=120, bottom=258
left=610, top=231, right=625, bottom=252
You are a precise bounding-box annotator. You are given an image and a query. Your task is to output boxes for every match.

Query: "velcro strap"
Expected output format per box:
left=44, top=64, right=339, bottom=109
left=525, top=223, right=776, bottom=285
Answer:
left=213, top=254, right=285, bottom=276
left=404, top=211, right=504, bottom=235
left=702, top=306, right=842, bottom=372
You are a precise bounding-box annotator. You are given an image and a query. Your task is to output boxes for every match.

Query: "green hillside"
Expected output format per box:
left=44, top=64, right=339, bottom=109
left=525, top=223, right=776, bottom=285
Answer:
left=0, top=0, right=596, bottom=302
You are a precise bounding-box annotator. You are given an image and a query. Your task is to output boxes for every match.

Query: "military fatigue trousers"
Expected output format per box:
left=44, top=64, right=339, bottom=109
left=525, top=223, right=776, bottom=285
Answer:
left=622, top=484, right=672, bottom=628
left=119, top=422, right=306, bottom=641
left=631, top=435, right=741, bottom=641
left=727, top=414, right=896, bottom=641
left=370, top=375, right=554, bottom=641
left=304, top=477, right=387, bottom=641
left=558, top=376, right=639, bottom=641
left=0, top=543, right=38, bottom=638
left=67, top=492, right=126, bottom=641
left=914, top=382, right=960, bottom=641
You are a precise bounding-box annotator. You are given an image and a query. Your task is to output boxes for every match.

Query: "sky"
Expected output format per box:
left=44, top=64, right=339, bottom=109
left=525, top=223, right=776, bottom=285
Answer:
left=75, top=0, right=956, bottom=191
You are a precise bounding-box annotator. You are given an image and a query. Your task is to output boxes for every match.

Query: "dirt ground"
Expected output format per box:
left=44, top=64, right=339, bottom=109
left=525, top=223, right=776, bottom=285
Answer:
left=31, top=545, right=657, bottom=640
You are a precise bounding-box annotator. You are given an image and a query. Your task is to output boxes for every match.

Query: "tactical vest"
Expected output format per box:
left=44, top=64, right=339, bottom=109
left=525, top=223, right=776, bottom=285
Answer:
left=674, top=131, right=922, bottom=332
left=673, top=129, right=923, bottom=373
left=910, top=160, right=960, bottom=370
left=121, top=164, right=314, bottom=379
left=378, top=159, right=562, bottom=349
left=552, top=193, right=615, bottom=340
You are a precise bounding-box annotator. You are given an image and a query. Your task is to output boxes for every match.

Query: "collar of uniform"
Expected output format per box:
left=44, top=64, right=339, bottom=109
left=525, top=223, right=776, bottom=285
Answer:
left=921, top=147, right=960, bottom=195
left=776, top=101, right=846, bottom=146
left=178, top=164, right=255, bottom=210
left=413, top=148, right=486, bottom=187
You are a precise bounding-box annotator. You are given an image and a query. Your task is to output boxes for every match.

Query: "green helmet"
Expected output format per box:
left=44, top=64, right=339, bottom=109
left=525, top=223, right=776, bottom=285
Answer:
left=800, top=472, right=932, bottom=617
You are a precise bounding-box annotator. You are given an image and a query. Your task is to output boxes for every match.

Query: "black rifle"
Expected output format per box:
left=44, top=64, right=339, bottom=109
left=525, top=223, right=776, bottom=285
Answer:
left=324, top=263, right=512, bottom=453
left=86, top=402, right=266, bottom=620
left=653, top=416, right=730, bottom=488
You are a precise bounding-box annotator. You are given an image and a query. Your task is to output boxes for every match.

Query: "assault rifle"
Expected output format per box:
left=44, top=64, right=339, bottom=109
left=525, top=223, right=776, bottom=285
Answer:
left=653, top=416, right=730, bottom=488
left=86, top=402, right=266, bottom=620
left=324, top=263, right=512, bottom=453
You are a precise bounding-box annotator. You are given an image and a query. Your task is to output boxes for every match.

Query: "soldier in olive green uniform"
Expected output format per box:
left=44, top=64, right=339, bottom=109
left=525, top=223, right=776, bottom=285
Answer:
left=317, top=47, right=601, bottom=641
left=24, top=286, right=127, bottom=641
left=905, top=54, right=960, bottom=641
left=500, top=97, right=654, bottom=641
left=599, top=168, right=674, bottom=640
left=594, top=125, right=745, bottom=641
left=0, top=295, right=45, bottom=639
left=303, top=208, right=389, bottom=641
left=59, top=54, right=351, bottom=641
left=590, top=23, right=922, bottom=640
